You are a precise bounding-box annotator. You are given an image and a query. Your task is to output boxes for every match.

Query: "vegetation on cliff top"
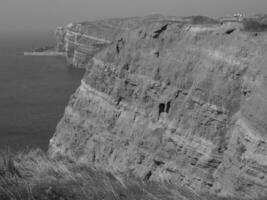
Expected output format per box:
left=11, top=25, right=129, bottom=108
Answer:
left=242, top=17, right=267, bottom=32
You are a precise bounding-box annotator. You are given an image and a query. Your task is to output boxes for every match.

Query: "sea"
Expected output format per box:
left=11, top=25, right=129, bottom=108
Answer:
left=0, top=31, right=84, bottom=151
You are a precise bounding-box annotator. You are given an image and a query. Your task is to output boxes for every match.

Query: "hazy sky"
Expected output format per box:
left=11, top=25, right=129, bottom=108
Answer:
left=0, top=0, right=267, bottom=33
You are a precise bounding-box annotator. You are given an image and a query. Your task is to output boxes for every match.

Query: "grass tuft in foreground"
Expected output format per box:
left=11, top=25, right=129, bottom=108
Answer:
left=0, top=148, right=194, bottom=200
left=0, top=149, right=266, bottom=200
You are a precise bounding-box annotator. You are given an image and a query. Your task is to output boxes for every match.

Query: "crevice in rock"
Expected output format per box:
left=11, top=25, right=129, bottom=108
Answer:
left=116, top=38, right=125, bottom=54
left=158, top=101, right=172, bottom=119
left=225, top=28, right=236, bottom=35
left=92, top=152, right=96, bottom=163
left=116, top=96, right=123, bottom=105
left=166, top=101, right=171, bottom=113
left=153, top=24, right=168, bottom=38
left=153, top=159, right=165, bottom=166
left=116, top=44, right=120, bottom=54
left=241, top=86, right=251, bottom=97
left=154, top=51, right=160, bottom=57
left=144, top=170, right=152, bottom=181
left=154, top=67, right=161, bottom=80
left=159, top=103, right=165, bottom=116
left=122, top=63, right=129, bottom=71
left=253, top=32, right=259, bottom=37
left=203, top=181, right=213, bottom=188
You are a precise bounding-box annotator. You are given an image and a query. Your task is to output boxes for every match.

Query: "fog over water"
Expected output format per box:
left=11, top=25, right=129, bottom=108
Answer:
left=0, top=0, right=267, bottom=33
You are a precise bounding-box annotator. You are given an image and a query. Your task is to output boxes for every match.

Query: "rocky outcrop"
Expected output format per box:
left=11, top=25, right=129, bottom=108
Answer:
left=55, top=23, right=112, bottom=68
left=55, top=15, right=170, bottom=67
left=50, top=15, right=267, bottom=199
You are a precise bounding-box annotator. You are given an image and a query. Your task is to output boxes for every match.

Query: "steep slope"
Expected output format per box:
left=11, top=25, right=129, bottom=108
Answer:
left=49, top=15, right=267, bottom=199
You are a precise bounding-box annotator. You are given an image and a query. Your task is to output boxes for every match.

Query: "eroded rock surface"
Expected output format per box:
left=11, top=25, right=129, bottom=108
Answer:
left=50, top=15, right=267, bottom=199
left=55, top=15, right=169, bottom=67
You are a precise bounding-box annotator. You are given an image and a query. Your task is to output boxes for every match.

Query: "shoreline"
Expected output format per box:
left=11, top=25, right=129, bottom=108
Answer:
left=23, top=51, right=66, bottom=56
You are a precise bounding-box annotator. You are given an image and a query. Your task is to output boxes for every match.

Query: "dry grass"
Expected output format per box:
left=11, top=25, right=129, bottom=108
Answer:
left=0, top=148, right=192, bottom=200
left=0, top=148, right=266, bottom=200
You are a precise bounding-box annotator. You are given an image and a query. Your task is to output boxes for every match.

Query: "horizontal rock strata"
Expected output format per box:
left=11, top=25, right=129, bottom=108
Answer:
left=50, top=15, right=267, bottom=199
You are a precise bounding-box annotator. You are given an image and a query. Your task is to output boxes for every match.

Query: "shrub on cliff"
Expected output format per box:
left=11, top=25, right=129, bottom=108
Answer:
left=242, top=18, right=267, bottom=32
left=183, top=16, right=220, bottom=24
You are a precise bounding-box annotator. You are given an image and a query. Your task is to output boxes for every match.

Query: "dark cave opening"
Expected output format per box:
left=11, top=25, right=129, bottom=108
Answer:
left=159, top=103, right=165, bottom=116
left=225, top=28, right=236, bottom=35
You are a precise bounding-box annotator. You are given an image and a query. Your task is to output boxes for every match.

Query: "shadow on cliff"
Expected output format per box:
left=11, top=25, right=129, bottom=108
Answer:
left=0, top=149, right=266, bottom=200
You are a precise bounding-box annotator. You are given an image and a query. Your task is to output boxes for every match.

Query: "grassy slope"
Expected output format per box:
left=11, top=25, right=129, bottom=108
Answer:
left=0, top=149, right=197, bottom=200
left=0, top=149, right=266, bottom=200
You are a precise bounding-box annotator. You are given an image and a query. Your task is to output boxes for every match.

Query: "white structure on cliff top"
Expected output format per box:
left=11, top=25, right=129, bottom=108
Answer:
left=234, top=13, right=245, bottom=21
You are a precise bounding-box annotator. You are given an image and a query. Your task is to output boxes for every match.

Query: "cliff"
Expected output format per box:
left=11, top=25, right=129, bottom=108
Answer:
left=50, top=15, right=267, bottom=199
left=55, top=15, right=171, bottom=67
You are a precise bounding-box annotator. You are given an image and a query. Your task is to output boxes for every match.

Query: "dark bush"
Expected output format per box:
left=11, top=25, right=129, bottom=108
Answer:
left=184, top=16, right=220, bottom=25
left=242, top=18, right=267, bottom=32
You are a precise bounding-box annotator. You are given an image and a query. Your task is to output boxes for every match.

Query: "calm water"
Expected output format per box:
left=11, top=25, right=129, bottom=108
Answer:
left=0, top=32, right=84, bottom=151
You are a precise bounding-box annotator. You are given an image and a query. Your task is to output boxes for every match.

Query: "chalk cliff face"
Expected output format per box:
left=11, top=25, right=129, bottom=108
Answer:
left=50, top=15, right=267, bottom=199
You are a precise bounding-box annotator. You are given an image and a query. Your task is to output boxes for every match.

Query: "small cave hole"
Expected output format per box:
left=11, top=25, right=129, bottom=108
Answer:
left=241, top=87, right=251, bottom=97
left=159, top=103, right=165, bottom=116
left=242, top=91, right=249, bottom=96
left=138, top=30, right=143, bottom=37
left=225, top=28, right=236, bottom=35
left=205, top=182, right=213, bottom=187
left=154, top=159, right=165, bottom=166
left=116, top=44, right=120, bottom=54
left=253, top=32, right=259, bottom=37
left=122, top=63, right=129, bottom=71
left=154, top=51, right=160, bottom=57
left=144, top=171, right=152, bottom=181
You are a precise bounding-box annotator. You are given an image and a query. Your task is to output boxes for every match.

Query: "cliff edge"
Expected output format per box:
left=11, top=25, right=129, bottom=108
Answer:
left=50, top=15, right=267, bottom=199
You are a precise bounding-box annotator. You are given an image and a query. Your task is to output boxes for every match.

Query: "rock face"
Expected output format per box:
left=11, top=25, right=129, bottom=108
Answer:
left=55, top=22, right=112, bottom=68
left=49, top=15, right=267, bottom=199
left=55, top=15, right=167, bottom=67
